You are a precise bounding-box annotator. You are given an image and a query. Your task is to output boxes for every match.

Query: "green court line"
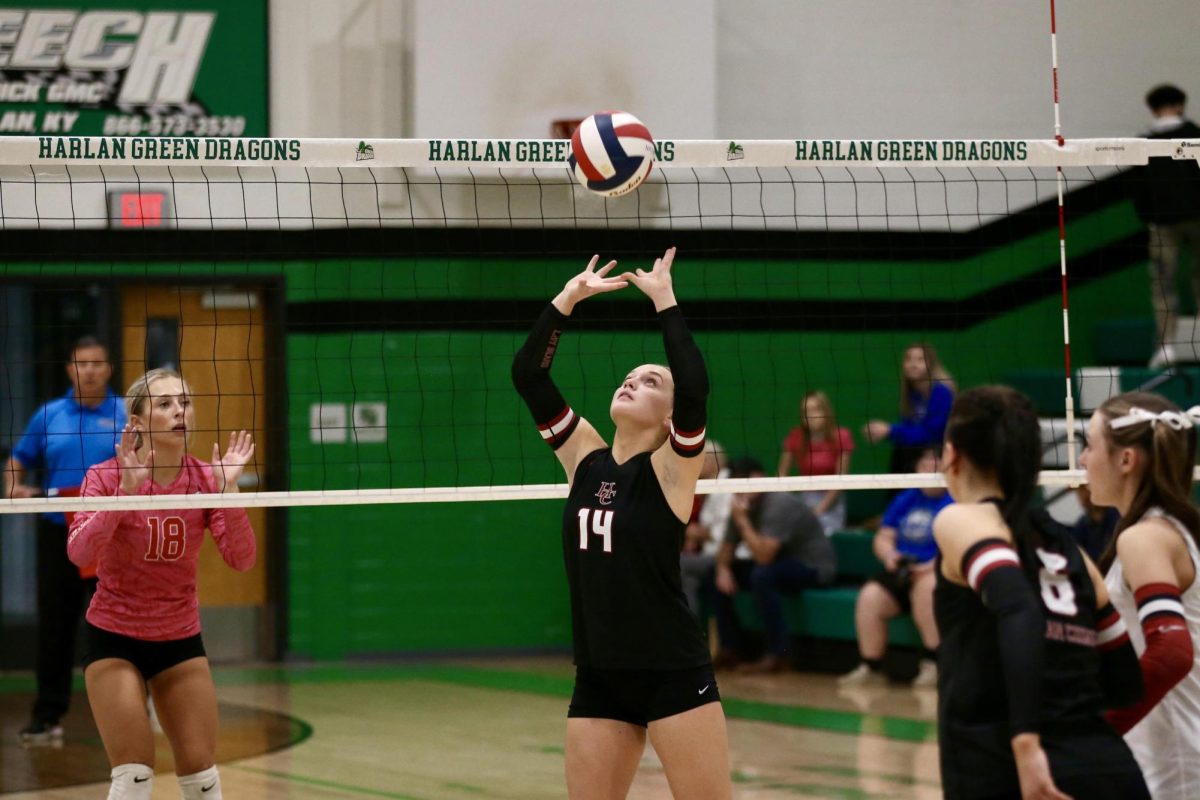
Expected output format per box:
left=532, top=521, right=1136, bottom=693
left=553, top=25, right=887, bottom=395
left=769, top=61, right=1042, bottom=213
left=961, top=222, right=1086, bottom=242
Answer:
left=213, top=662, right=938, bottom=742
left=226, top=764, right=430, bottom=800
left=0, top=662, right=937, bottom=744
left=215, top=663, right=936, bottom=743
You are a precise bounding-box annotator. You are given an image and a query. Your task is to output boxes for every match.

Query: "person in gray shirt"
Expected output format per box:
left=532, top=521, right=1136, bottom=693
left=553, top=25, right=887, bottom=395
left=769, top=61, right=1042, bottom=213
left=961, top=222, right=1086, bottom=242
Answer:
left=711, top=457, right=836, bottom=673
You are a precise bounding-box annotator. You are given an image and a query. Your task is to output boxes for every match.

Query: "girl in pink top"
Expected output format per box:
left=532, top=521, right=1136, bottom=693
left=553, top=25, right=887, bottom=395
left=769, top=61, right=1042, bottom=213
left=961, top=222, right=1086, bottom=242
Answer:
left=777, top=391, right=854, bottom=534
left=67, top=368, right=255, bottom=800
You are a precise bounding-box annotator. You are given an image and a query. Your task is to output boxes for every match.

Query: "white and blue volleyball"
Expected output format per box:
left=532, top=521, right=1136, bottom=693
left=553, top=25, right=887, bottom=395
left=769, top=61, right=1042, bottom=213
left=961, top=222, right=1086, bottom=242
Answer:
left=568, top=111, right=655, bottom=197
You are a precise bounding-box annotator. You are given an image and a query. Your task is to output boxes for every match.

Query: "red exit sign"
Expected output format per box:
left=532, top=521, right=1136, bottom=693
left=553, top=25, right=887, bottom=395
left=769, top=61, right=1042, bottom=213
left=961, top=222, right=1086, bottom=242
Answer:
left=108, top=190, right=173, bottom=229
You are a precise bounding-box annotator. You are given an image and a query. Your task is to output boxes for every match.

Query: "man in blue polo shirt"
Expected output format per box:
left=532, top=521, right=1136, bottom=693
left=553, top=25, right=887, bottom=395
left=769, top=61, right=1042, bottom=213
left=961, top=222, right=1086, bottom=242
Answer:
left=3, top=336, right=125, bottom=744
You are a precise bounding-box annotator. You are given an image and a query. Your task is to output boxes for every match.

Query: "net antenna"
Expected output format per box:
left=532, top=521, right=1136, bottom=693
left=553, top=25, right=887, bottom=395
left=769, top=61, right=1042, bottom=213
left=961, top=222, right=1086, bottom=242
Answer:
left=1049, top=0, right=1079, bottom=472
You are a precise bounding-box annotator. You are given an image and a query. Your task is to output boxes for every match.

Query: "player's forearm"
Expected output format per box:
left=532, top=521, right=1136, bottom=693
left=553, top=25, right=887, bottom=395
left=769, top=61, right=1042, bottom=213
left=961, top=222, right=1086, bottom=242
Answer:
left=66, top=469, right=125, bottom=566
left=211, top=509, right=257, bottom=572
left=551, top=290, right=578, bottom=316
left=962, top=538, right=1045, bottom=735
left=511, top=304, right=578, bottom=450
left=648, top=287, right=678, bottom=313
left=659, top=305, right=708, bottom=456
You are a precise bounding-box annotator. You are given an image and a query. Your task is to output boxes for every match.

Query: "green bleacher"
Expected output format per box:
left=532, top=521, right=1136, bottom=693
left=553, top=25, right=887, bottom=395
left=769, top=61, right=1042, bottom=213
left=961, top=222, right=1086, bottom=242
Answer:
left=732, top=529, right=922, bottom=648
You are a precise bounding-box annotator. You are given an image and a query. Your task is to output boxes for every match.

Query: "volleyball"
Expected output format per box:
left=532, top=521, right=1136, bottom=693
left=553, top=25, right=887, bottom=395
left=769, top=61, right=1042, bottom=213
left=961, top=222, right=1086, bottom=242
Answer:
left=568, top=111, right=655, bottom=197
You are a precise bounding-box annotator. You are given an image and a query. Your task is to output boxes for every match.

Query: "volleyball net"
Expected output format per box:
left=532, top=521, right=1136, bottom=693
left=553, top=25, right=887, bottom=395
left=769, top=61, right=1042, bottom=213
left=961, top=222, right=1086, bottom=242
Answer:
left=0, top=136, right=1194, bottom=517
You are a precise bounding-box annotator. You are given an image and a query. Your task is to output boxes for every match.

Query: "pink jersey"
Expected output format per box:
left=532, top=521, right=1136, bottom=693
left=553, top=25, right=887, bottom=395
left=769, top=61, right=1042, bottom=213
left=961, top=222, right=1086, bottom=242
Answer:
left=68, top=455, right=256, bottom=641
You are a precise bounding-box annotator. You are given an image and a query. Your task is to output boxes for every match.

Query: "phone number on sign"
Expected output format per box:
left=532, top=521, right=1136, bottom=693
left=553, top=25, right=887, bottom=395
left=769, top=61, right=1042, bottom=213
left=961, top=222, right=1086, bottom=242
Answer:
left=102, top=115, right=247, bottom=137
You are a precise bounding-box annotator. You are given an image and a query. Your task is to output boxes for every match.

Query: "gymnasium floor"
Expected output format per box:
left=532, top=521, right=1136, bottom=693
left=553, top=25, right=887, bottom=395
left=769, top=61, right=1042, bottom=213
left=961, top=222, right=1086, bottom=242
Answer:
left=0, top=657, right=941, bottom=799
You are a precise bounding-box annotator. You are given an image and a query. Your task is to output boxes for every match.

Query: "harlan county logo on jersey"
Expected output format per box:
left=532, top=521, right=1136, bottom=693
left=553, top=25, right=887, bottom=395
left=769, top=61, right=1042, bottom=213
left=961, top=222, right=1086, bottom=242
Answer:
left=595, top=482, right=617, bottom=505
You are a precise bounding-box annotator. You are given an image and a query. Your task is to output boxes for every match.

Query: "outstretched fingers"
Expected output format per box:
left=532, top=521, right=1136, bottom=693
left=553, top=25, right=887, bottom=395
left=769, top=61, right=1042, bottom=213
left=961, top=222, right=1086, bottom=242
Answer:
left=584, top=254, right=600, bottom=273
left=594, top=259, right=620, bottom=278
left=658, top=246, right=676, bottom=271
left=592, top=276, right=630, bottom=294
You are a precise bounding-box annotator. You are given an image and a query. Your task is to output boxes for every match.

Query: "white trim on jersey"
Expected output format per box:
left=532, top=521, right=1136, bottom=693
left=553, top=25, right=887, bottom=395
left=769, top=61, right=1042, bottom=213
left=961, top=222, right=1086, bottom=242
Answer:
left=539, top=408, right=577, bottom=441
left=669, top=424, right=705, bottom=447
left=966, top=546, right=1021, bottom=592
left=1139, top=597, right=1187, bottom=623
left=1096, top=615, right=1129, bottom=646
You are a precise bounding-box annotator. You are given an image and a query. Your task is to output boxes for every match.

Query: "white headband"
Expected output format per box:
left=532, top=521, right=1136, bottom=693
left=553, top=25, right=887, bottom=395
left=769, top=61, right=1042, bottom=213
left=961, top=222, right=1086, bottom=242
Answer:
left=1108, top=405, right=1200, bottom=431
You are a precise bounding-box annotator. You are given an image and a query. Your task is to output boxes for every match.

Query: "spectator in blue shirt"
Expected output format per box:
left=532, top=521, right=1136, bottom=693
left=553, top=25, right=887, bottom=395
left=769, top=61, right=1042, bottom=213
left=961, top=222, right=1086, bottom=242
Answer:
left=864, top=343, right=955, bottom=475
left=838, top=447, right=952, bottom=688
left=3, top=336, right=125, bottom=744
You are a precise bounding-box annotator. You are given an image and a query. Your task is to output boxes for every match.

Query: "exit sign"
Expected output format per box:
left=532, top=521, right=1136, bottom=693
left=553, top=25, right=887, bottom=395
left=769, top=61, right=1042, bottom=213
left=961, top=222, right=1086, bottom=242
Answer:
left=107, top=190, right=173, bottom=229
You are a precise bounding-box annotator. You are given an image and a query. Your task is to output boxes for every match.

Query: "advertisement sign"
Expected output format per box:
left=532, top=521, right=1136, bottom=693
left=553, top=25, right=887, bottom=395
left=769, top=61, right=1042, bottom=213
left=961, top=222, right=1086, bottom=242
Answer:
left=0, top=1, right=267, bottom=136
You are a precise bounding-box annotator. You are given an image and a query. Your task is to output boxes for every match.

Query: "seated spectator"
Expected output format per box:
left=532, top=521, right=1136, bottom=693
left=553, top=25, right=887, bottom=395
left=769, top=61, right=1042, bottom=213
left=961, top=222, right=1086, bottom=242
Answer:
left=863, top=343, right=955, bottom=476
left=778, top=390, right=854, bottom=535
left=839, top=447, right=950, bottom=688
left=711, top=457, right=836, bottom=673
left=680, top=441, right=730, bottom=617
left=1070, top=483, right=1119, bottom=562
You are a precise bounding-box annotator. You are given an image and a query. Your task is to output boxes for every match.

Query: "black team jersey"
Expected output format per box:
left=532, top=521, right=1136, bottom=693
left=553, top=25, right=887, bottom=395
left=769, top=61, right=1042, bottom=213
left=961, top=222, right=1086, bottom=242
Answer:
left=935, top=508, right=1142, bottom=798
left=562, top=448, right=711, bottom=670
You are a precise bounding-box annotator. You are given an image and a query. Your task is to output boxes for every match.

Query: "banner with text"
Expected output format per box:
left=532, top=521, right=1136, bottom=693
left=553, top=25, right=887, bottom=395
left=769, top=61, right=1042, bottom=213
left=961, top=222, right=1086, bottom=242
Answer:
left=1, top=137, right=1198, bottom=169
left=0, top=1, right=267, bottom=137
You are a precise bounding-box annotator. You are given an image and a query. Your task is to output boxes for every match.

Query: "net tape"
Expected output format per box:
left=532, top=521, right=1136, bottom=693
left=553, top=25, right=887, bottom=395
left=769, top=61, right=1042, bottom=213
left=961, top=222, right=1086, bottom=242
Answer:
left=2, top=136, right=1197, bottom=170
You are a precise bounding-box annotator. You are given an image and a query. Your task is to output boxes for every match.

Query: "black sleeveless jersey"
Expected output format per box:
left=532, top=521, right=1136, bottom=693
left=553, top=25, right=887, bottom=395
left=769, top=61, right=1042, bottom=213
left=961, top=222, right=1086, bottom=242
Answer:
left=936, top=507, right=1139, bottom=798
left=562, top=448, right=711, bottom=670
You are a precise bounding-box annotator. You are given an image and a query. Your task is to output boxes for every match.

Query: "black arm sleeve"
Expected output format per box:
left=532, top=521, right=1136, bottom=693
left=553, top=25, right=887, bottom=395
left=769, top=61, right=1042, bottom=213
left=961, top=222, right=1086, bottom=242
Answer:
left=511, top=303, right=579, bottom=449
left=1096, top=602, right=1145, bottom=709
left=963, top=539, right=1046, bottom=736
left=658, top=305, right=709, bottom=457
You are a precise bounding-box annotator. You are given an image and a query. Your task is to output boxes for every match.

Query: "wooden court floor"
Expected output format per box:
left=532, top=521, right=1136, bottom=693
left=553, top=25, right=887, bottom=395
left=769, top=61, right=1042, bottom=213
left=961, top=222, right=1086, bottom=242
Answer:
left=1, top=657, right=942, bottom=799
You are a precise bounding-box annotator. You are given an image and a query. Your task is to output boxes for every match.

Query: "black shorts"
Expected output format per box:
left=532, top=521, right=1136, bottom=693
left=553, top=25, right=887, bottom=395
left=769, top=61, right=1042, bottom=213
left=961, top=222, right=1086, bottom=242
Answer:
left=870, top=569, right=915, bottom=613
left=568, top=664, right=720, bottom=727
left=81, top=622, right=206, bottom=681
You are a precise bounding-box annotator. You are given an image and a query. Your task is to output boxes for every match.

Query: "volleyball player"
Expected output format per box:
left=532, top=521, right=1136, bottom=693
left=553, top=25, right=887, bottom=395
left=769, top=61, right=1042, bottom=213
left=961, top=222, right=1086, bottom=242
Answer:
left=1082, top=392, right=1200, bottom=800
left=67, top=368, right=256, bottom=800
left=933, top=386, right=1148, bottom=800
left=511, top=248, right=731, bottom=800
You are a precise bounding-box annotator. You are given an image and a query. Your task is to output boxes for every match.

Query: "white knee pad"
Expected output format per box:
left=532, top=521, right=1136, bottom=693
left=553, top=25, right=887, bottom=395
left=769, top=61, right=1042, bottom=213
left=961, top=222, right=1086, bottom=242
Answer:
left=179, top=766, right=222, bottom=799
left=107, top=763, right=154, bottom=799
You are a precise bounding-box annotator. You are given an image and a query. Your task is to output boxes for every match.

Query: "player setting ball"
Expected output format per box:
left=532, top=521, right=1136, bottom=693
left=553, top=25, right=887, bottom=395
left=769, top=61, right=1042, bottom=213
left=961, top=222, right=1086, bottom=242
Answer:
left=568, top=111, right=656, bottom=197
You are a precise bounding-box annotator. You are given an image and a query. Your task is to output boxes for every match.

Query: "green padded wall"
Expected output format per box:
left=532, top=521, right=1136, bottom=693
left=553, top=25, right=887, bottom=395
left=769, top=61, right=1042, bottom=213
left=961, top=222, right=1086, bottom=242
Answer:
left=2, top=195, right=1151, bottom=659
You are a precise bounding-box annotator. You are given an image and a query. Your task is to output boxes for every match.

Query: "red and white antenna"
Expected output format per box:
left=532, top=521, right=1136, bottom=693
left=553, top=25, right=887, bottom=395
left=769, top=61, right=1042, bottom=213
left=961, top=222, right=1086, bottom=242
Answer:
left=1050, top=0, right=1077, bottom=471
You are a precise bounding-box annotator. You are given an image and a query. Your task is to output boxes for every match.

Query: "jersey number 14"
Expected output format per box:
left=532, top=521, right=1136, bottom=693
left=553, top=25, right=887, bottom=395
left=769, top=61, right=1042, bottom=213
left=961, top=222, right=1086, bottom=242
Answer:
left=577, top=509, right=613, bottom=553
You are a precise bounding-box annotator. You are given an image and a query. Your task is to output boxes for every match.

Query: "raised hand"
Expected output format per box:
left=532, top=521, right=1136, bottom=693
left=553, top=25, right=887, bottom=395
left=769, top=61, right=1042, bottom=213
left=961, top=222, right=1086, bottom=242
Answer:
left=623, top=246, right=678, bottom=311
left=116, top=424, right=154, bottom=494
left=212, top=431, right=255, bottom=494
left=552, top=255, right=629, bottom=314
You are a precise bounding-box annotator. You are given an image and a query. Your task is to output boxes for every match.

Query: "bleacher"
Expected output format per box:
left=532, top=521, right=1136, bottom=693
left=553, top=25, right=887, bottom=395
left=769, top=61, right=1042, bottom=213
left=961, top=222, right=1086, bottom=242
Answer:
left=731, top=528, right=922, bottom=649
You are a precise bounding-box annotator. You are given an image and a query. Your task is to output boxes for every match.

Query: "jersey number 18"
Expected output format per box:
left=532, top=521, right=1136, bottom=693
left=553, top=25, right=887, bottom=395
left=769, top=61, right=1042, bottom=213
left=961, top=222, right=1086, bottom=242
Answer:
left=145, top=516, right=187, bottom=562
left=577, top=509, right=613, bottom=553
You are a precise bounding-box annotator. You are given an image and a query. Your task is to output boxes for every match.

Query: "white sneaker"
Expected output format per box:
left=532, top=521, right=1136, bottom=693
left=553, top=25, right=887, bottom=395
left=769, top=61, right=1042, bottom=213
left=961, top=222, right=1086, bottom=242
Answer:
left=17, top=719, right=63, bottom=746
left=911, top=659, right=938, bottom=688
left=1150, top=344, right=1178, bottom=369
left=837, top=663, right=887, bottom=687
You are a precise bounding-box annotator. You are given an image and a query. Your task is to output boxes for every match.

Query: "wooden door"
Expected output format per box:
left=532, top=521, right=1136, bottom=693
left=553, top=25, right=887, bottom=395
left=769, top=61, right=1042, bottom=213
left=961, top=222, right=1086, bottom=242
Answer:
left=120, top=285, right=269, bottom=656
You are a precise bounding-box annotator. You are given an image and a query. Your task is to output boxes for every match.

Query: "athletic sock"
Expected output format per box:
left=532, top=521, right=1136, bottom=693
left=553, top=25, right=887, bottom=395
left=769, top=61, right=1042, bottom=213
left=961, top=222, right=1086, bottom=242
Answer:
left=107, top=763, right=153, bottom=799
left=921, top=647, right=938, bottom=662
left=864, top=657, right=884, bottom=672
left=179, top=766, right=222, bottom=799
